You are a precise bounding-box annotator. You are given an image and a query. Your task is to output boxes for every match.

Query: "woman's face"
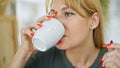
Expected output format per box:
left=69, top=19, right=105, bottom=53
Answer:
left=51, top=0, right=93, bottom=50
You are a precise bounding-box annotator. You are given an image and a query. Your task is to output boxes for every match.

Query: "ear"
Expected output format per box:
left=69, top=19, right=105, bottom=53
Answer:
left=89, top=12, right=100, bottom=29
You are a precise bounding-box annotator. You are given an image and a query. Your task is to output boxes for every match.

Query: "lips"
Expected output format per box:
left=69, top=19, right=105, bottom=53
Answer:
left=56, top=35, right=66, bottom=45
left=61, top=35, right=66, bottom=40
left=57, top=40, right=62, bottom=45
left=63, top=35, right=66, bottom=37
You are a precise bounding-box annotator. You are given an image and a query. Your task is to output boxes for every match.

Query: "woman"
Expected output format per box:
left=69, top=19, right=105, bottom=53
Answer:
left=9, top=0, right=120, bottom=68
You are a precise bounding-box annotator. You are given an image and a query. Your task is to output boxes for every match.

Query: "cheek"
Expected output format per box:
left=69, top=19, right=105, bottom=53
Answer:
left=68, top=21, right=90, bottom=44
left=73, top=27, right=89, bottom=40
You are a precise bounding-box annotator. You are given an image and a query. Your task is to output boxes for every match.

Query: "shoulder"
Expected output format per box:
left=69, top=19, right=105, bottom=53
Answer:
left=99, top=48, right=108, bottom=57
left=89, top=48, right=107, bottom=68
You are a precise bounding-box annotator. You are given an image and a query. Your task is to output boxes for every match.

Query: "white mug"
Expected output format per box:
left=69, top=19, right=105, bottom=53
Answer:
left=32, top=18, right=65, bottom=51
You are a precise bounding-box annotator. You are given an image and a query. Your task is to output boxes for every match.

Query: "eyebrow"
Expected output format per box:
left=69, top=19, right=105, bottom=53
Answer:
left=61, top=7, right=69, bottom=11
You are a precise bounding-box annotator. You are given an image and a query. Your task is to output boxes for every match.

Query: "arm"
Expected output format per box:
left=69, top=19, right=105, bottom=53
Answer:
left=8, top=16, right=49, bottom=68
left=8, top=46, right=33, bottom=68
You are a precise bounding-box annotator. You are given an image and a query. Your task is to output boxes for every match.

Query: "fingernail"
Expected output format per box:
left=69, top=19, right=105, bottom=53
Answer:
left=46, top=15, right=52, bottom=19
left=102, top=64, right=105, bottom=68
left=99, top=56, right=103, bottom=62
left=100, top=63, right=103, bottom=68
left=103, top=44, right=109, bottom=48
left=37, top=23, right=42, bottom=26
left=100, top=64, right=105, bottom=68
left=30, top=33, right=34, bottom=37
left=52, top=11, right=57, bottom=14
left=103, top=40, right=113, bottom=48
left=110, top=40, right=113, bottom=45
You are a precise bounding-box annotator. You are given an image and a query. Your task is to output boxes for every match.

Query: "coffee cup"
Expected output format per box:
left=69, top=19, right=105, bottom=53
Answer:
left=32, top=18, right=65, bottom=51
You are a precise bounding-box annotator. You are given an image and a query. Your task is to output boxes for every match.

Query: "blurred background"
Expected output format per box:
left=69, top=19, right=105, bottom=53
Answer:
left=0, top=0, right=120, bottom=68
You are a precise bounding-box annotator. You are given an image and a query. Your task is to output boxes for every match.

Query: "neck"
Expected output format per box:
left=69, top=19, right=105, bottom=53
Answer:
left=65, top=40, right=100, bottom=68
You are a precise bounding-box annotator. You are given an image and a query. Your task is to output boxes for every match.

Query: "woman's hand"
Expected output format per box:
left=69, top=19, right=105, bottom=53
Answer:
left=20, top=10, right=57, bottom=52
left=8, top=16, right=51, bottom=68
left=8, top=11, right=57, bottom=68
left=102, top=41, right=120, bottom=68
left=20, top=16, right=51, bottom=52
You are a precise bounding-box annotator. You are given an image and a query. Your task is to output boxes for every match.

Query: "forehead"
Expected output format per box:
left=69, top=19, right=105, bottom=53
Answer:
left=51, top=0, right=67, bottom=11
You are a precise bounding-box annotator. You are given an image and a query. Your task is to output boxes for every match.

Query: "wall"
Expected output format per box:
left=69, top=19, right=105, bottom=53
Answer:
left=104, top=0, right=120, bottom=43
left=0, top=0, right=18, bottom=68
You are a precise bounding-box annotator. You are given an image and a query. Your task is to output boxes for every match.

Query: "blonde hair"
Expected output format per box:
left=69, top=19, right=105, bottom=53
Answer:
left=46, top=0, right=109, bottom=48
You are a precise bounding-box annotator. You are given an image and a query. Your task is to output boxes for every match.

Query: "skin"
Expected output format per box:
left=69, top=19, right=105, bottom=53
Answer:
left=51, top=0, right=100, bottom=67
left=102, top=43, right=120, bottom=68
left=8, top=0, right=120, bottom=68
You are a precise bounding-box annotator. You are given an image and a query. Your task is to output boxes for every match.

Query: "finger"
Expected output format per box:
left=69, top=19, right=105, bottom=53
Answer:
left=27, top=16, right=52, bottom=32
left=21, top=16, right=52, bottom=38
left=36, top=16, right=52, bottom=23
left=21, top=21, right=43, bottom=38
left=103, top=50, right=120, bottom=67
left=108, top=43, right=120, bottom=50
left=102, top=56, right=114, bottom=68
left=104, top=62, right=117, bottom=68
left=48, top=9, right=57, bottom=18
left=50, top=11, right=57, bottom=17
left=103, top=50, right=120, bottom=61
left=103, top=40, right=113, bottom=48
left=103, top=40, right=120, bottom=51
left=27, top=22, right=43, bottom=30
left=21, top=27, right=34, bottom=37
left=103, top=58, right=120, bottom=68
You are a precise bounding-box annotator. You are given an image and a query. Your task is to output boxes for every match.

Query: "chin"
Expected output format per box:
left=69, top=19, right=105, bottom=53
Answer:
left=55, top=43, right=70, bottom=50
left=55, top=43, right=65, bottom=50
left=55, top=36, right=69, bottom=50
left=56, top=47, right=66, bottom=50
